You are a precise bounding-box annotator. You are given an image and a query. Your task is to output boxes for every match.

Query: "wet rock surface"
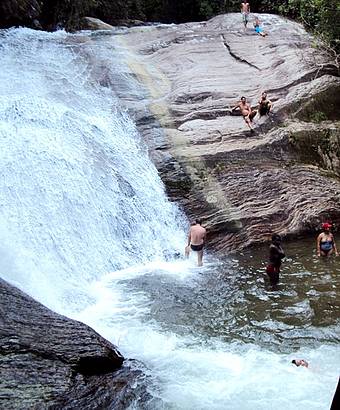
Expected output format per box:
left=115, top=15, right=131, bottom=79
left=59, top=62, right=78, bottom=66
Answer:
left=0, top=278, right=153, bottom=409
left=113, top=13, right=340, bottom=250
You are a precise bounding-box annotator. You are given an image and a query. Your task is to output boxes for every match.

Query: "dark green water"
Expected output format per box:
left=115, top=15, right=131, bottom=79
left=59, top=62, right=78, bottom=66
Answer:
left=123, top=238, right=339, bottom=353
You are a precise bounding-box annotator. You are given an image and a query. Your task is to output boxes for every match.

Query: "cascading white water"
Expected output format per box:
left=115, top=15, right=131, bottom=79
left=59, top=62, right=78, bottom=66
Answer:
left=0, top=28, right=186, bottom=311
left=0, top=28, right=338, bottom=410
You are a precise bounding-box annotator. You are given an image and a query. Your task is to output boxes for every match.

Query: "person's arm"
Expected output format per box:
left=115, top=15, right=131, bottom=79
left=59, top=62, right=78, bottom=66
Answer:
left=187, top=229, right=191, bottom=246
left=268, top=100, right=273, bottom=111
left=332, top=234, right=339, bottom=256
left=271, top=245, right=284, bottom=260
left=316, top=234, right=322, bottom=256
left=231, top=102, right=239, bottom=112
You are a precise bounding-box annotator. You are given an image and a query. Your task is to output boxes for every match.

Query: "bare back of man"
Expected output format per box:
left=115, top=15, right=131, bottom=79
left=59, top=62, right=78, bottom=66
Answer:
left=185, top=219, right=206, bottom=266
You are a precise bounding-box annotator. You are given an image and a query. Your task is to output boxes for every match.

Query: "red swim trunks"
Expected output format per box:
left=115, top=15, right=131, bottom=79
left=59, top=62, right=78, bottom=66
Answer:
left=266, top=264, right=280, bottom=284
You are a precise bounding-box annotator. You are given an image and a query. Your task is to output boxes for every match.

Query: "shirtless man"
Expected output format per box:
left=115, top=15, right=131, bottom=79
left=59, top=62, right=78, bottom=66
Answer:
left=231, top=96, right=257, bottom=131
left=185, top=219, right=206, bottom=266
left=241, top=1, right=250, bottom=30
left=258, top=92, right=272, bottom=116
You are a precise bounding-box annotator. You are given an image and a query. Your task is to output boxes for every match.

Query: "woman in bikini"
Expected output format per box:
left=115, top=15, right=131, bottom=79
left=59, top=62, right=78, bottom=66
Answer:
left=316, top=222, right=339, bottom=257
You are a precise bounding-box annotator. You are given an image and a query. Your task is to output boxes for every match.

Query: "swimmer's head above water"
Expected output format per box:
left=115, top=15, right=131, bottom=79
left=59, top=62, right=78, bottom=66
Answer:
left=292, top=359, right=309, bottom=368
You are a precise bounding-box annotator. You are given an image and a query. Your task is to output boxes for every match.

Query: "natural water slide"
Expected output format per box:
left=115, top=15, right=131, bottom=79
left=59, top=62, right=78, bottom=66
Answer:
left=0, top=16, right=339, bottom=409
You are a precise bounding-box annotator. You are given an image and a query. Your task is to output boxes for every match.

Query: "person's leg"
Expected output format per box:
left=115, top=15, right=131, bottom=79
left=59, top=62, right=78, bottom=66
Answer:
left=249, top=110, right=257, bottom=121
left=244, top=115, right=254, bottom=130
left=321, top=249, right=333, bottom=257
left=197, top=250, right=203, bottom=266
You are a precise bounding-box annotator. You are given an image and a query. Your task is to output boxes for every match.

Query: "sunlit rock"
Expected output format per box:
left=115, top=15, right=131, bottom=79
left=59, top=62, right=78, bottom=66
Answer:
left=115, top=13, right=340, bottom=250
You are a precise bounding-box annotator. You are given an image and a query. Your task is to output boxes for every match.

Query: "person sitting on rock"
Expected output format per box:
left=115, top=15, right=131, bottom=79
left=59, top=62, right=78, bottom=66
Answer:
left=258, top=91, right=272, bottom=116
left=316, top=222, right=339, bottom=257
left=254, top=16, right=268, bottom=37
left=231, top=96, right=257, bottom=132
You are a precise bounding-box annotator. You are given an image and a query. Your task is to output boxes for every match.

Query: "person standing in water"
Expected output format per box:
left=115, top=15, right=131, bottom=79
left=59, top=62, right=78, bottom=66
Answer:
left=241, top=2, right=250, bottom=30
left=266, top=234, right=285, bottom=285
left=316, top=222, right=339, bottom=257
left=185, top=219, right=206, bottom=266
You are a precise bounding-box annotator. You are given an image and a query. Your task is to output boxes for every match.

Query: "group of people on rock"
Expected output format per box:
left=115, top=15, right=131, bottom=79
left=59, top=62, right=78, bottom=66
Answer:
left=241, top=1, right=268, bottom=36
left=231, top=92, right=272, bottom=132
left=232, top=2, right=272, bottom=132
left=185, top=1, right=336, bottom=372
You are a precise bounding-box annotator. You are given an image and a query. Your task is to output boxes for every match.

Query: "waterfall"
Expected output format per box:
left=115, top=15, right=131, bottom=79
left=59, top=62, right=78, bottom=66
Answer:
left=1, top=28, right=339, bottom=410
left=0, top=28, right=186, bottom=311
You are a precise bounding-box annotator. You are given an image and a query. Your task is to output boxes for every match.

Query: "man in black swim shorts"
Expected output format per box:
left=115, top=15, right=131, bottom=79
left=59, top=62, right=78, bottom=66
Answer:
left=185, top=219, right=207, bottom=266
left=258, top=91, right=272, bottom=116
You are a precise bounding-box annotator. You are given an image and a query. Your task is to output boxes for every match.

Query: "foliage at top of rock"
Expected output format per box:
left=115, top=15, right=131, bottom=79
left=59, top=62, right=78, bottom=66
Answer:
left=0, top=1, right=338, bottom=52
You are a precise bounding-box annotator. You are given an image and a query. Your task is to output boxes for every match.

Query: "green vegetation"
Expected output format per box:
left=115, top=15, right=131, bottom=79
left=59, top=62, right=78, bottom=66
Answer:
left=0, top=1, right=339, bottom=52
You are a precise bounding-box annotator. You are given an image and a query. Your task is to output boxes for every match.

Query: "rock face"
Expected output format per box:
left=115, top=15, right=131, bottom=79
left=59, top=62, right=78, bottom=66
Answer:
left=112, top=13, right=340, bottom=250
left=0, top=0, right=41, bottom=28
left=0, top=278, right=153, bottom=409
left=82, top=17, right=115, bottom=31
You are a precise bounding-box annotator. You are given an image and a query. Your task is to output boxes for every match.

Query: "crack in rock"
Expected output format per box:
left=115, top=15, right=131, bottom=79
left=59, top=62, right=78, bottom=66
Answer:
left=221, top=34, right=260, bottom=71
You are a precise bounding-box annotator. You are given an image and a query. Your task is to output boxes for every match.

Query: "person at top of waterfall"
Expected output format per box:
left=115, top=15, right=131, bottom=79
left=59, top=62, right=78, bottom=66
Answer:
left=241, top=2, right=250, bottom=30
left=266, top=234, right=285, bottom=285
left=258, top=92, right=272, bottom=116
left=253, top=16, right=268, bottom=37
left=316, top=222, right=339, bottom=257
left=231, top=96, right=257, bottom=132
left=292, top=359, right=309, bottom=368
left=185, top=218, right=206, bottom=266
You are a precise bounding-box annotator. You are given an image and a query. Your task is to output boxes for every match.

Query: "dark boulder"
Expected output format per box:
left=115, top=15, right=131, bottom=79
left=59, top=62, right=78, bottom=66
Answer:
left=0, top=278, right=153, bottom=409
left=0, top=0, right=41, bottom=29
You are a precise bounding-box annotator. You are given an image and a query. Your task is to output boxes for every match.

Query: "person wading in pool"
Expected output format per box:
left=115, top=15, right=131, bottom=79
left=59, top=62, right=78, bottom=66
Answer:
left=316, top=222, right=339, bottom=257
left=185, top=219, right=206, bottom=266
left=266, top=234, right=285, bottom=285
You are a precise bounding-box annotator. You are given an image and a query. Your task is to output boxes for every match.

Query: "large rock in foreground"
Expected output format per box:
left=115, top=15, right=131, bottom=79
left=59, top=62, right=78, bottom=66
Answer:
left=0, top=278, right=151, bottom=409
left=110, top=13, right=340, bottom=250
